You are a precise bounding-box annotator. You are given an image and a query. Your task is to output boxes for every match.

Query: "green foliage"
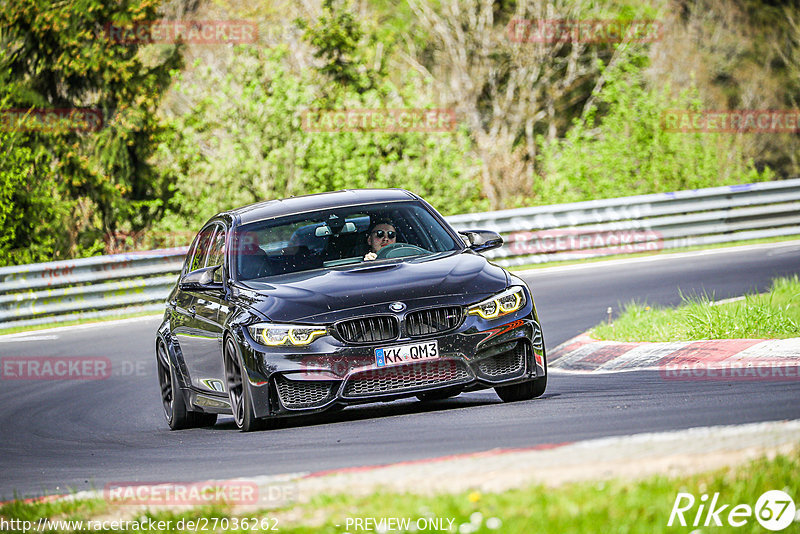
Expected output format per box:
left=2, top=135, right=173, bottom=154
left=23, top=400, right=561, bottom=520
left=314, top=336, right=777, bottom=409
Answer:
left=536, top=58, right=773, bottom=205
left=0, top=0, right=181, bottom=263
left=295, top=0, right=382, bottom=93
left=0, top=129, right=37, bottom=264
left=1, top=0, right=795, bottom=264
left=671, top=0, right=800, bottom=179
left=156, top=4, right=484, bottom=235
left=155, top=47, right=315, bottom=230
left=0, top=91, right=72, bottom=265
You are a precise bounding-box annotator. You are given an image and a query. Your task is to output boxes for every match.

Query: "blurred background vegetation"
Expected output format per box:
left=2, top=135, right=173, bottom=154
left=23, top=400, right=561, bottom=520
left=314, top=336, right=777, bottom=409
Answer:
left=0, top=0, right=797, bottom=265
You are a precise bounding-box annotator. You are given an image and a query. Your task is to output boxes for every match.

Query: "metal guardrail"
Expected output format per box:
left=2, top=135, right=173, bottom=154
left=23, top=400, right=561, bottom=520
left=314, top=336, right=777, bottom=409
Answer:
left=0, top=249, right=187, bottom=329
left=1, top=179, right=799, bottom=329
left=448, top=178, right=800, bottom=266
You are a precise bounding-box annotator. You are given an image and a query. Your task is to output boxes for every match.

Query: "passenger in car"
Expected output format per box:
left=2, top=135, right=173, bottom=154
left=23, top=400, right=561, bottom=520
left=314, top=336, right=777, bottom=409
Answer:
left=363, top=220, right=397, bottom=260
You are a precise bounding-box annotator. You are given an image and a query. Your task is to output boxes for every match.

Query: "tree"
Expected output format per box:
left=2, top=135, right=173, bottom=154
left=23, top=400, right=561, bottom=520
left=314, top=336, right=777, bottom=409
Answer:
left=154, top=1, right=484, bottom=233
left=649, top=0, right=800, bottom=178
left=295, top=0, right=383, bottom=94
left=402, top=0, right=660, bottom=208
left=536, top=59, right=771, bottom=204
left=0, top=0, right=182, bottom=262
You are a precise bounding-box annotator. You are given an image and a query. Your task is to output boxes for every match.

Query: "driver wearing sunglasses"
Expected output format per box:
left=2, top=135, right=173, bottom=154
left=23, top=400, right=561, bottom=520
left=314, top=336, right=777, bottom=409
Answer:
left=364, top=220, right=397, bottom=260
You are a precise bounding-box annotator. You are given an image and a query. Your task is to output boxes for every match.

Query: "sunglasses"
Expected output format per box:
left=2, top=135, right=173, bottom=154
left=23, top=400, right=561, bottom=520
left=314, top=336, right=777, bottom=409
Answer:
left=372, top=230, right=396, bottom=239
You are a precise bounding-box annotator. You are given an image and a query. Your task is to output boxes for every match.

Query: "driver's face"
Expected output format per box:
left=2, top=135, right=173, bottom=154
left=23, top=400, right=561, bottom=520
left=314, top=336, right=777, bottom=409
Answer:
left=367, top=224, right=396, bottom=253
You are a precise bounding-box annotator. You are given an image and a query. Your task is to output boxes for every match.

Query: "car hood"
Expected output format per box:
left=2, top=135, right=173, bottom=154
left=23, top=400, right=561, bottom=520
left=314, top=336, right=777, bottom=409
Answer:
left=236, top=252, right=509, bottom=323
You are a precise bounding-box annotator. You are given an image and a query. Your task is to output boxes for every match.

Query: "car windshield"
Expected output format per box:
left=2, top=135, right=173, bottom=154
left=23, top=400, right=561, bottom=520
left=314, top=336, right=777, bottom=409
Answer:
left=234, top=201, right=461, bottom=280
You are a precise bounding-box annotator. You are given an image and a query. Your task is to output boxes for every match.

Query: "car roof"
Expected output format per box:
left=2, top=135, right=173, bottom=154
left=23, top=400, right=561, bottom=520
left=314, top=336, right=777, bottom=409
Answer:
left=226, top=189, right=420, bottom=225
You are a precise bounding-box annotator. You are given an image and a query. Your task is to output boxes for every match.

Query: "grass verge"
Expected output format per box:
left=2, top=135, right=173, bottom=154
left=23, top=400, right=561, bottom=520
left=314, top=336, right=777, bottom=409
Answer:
left=1, top=447, right=798, bottom=533
left=591, top=275, right=800, bottom=342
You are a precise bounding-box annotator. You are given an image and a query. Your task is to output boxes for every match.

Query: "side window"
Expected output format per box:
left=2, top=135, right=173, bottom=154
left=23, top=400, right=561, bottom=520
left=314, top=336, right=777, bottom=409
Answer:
left=182, top=235, right=200, bottom=276
left=206, top=225, right=227, bottom=283
left=189, top=227, right=215, bottom=272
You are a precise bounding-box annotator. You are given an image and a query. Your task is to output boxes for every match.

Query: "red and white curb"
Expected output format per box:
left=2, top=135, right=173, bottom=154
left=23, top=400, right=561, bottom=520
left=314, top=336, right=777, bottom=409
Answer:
left=549, top=334, right=800, bottom=377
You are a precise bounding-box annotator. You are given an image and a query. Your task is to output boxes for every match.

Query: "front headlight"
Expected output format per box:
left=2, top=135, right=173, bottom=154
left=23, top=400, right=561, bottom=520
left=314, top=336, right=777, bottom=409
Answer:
left=247, top=323, right=327, bottom=346
left=467, top=286, right=527, bottom=320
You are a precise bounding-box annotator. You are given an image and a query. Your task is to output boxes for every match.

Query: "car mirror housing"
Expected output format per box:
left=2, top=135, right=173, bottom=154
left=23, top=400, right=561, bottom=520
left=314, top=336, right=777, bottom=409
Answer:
left=179, top=265, right=223, bottom=291
left=460, top=230, right=503, bottom=253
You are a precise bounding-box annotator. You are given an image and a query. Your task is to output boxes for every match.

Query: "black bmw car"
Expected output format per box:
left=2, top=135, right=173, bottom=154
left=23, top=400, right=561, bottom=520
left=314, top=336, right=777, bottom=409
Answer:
left=156, top=189, right=546, bottom=431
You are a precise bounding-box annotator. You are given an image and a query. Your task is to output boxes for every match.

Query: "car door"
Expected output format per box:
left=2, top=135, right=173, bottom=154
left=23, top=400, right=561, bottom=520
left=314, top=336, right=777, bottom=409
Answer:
left=187, top=223, right=229, bottom=394
left=179, top=223, right=229, bottom=394
left=171, top=225, right=212, bottom=355
left=172, top=224, right=220, bottom=392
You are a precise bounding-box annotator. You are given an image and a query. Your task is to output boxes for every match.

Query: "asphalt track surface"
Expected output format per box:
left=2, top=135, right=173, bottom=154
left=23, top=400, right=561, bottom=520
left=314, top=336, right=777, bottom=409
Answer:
left=1, top=242, right=799, bottom=499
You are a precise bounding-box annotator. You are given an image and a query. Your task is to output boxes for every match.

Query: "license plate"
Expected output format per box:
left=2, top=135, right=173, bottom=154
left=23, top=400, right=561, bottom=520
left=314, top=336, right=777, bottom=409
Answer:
left=375, top=340, right=439, bottom=368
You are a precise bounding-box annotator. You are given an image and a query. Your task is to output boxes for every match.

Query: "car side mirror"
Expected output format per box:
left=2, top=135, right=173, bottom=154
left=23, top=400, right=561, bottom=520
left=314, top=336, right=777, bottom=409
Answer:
left=460, top=230, right=503, bottom=253
left=179, top=265, right=223, bottom=291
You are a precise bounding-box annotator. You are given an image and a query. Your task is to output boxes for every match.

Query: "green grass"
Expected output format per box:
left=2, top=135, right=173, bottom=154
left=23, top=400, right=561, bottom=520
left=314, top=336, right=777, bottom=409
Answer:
left=283, top=449, right=800, bottom=534
left=1, top=448, right=798, bottom=532
left=591, top=275, right=800, bottom=342
left=509, top=234, right=800, bottom=271
left=0, top=496, right=107, bottom=532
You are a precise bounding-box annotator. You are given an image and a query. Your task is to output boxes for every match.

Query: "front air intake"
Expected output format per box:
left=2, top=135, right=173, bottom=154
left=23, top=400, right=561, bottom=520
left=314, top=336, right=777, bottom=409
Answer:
left=334, top=316, right=399, bottom=344
left=274, top=376, right=336, bottom=409
left=405, top=306, right=462, bottom=337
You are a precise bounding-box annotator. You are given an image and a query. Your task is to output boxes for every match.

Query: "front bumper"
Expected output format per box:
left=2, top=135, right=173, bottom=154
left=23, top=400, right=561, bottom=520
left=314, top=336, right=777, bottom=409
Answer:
left=236, top=313, right=545, bottom=418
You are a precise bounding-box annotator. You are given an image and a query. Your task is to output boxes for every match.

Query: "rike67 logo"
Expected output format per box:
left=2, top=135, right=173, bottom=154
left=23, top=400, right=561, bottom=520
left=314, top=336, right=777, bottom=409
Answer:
left=668, top=490, right=796, bottom=531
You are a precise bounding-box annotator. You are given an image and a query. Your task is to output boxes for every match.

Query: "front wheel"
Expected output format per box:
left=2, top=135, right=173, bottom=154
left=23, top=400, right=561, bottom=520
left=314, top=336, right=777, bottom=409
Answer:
left=494, top=375, right=547, bottom=402
left=156, top=342, right=217, bottom=430
left=224, top=338, right=267, bottom=432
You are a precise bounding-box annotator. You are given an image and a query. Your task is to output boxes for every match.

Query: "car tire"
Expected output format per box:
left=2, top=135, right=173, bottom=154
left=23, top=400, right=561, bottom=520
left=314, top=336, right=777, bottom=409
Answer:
left=157, top=341, right=218, bottom=430
left=224, top=337, right=268, bottom=432
left=416, top=386, right=462, bottom=402
left=494, top=375, right=547, bottom=402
